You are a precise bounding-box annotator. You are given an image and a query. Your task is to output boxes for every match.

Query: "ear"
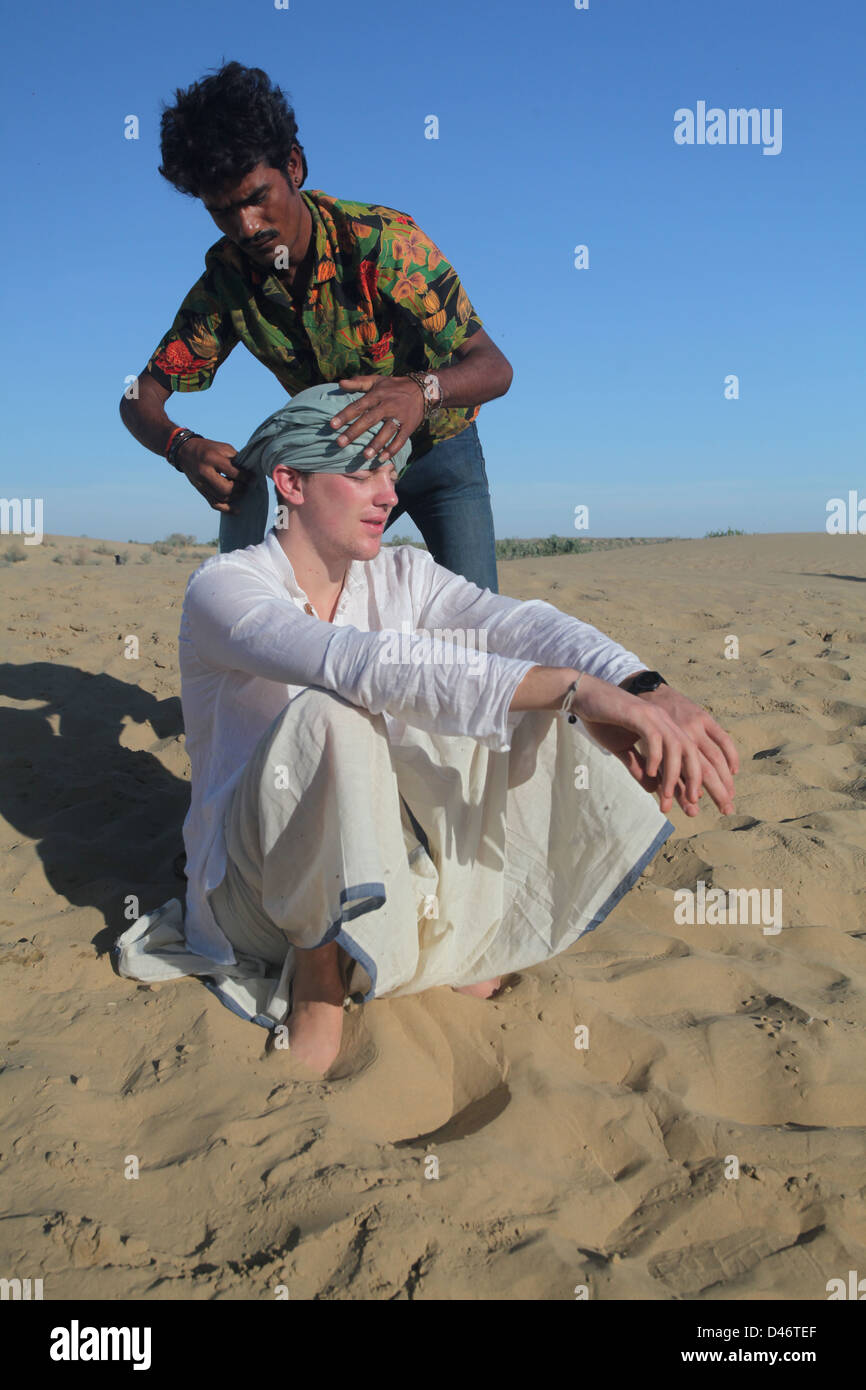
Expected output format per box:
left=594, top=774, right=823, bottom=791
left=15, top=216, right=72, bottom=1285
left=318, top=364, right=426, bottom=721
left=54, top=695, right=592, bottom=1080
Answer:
left=272, top=464, right=307, bottom=505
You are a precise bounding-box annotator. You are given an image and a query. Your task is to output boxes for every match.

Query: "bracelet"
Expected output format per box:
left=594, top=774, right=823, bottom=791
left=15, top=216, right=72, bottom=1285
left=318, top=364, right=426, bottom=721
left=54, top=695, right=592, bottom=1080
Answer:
left=404, top=373, right=431, bottom=420
left=559, top=674, right=584, bottom=724
left=164, top=425, right=186, bottom=458
left=166, top=428, right=202, bottom=472
left=405, top=371, right=444, bottom=422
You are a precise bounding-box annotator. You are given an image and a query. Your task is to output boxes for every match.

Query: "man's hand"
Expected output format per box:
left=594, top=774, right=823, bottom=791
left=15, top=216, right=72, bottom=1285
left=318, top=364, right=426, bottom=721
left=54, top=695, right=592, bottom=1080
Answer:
left=330, top=375, right=426, bottom=463
left=176, top=437, right=248, bottom=514
left=620, top=684, right=738, bottom=817
left=569, top=674, right=703, bottom=816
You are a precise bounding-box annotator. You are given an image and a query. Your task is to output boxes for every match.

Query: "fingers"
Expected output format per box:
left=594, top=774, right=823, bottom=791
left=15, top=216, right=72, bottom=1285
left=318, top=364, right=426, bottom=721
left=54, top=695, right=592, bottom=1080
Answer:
left=694, top=756, right=735, bottom=815
left=680, top=736, right=704, bottom=807
left=658, top=731, right=683, bottom=814
left=217, top=456, right=244, bottom=483
left=337, top=376, right=377, bottom=391
left=375, top=419, right=410, bottom=462
left=695, top=734, right=736, bottom=806
left=621, top=743, right=734, bottom=818
left=329, top=397, right=376, bottom=447
left=569, top=677, right=737, bottom=817
left=189, top=464, right=246, bottom=512
left=362, top=416, right=403, bottom=460
left=706, top=720, right=740, bottom=776
left=331, top=403, right=403, bottom=460
left=641, top=727, right=664, bottom=780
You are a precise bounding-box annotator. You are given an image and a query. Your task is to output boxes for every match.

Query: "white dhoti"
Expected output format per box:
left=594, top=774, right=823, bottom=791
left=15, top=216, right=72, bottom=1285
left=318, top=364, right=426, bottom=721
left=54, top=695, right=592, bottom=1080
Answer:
left=117, top=689, right=673, bottom=1027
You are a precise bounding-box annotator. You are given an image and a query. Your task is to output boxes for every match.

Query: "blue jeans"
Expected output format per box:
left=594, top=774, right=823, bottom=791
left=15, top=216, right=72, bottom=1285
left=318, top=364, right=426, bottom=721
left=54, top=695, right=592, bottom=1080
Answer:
left=219, top=422, right=499, bottom=594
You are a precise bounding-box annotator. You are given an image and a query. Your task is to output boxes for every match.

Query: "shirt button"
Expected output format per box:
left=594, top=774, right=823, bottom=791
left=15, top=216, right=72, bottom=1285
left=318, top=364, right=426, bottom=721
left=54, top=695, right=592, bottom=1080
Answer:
left=303, top=602, right=314, bottom=615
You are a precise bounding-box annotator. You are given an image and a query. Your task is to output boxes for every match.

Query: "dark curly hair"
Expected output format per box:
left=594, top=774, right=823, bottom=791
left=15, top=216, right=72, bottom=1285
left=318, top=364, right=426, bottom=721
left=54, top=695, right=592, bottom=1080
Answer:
left=158, top=61, right=308, bottom=198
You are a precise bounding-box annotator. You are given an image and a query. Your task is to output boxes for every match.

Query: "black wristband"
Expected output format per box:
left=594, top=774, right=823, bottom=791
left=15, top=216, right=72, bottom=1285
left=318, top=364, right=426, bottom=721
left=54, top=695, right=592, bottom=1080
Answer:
left=167, top=430, right=202, bottom=472
left=622, top=670, right=668, bottom=696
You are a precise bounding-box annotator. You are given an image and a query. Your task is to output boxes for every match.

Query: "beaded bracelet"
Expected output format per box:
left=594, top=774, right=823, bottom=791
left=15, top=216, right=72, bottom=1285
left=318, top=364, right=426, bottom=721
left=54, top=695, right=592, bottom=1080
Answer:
left=559, top=674, right=584, bottom=724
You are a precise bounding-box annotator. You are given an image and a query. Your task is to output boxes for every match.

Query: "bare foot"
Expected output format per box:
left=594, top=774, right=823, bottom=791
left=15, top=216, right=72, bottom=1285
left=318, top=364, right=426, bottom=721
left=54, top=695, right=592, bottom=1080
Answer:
left=287, top=942, right=346, bottom=1075
left=452, top=977, right=502, bottom=999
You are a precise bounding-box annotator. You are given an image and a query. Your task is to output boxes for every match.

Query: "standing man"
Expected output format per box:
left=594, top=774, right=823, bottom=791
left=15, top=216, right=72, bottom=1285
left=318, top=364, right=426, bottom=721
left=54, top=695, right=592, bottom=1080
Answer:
left=119, top=61, right=509, bottom=591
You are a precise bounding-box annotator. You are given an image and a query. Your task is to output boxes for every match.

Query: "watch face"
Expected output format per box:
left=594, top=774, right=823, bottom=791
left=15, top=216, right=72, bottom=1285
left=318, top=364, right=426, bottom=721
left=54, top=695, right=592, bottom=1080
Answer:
left=631, top=670, right=664, bottom=693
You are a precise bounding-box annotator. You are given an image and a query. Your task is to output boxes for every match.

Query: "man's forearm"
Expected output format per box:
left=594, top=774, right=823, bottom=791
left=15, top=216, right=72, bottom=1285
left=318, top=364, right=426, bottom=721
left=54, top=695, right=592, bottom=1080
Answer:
left=509, top=665, right=580, bottom=713
left=119, top=374, right=180, bottom=456
left=432, top=346, right=512, bottom=410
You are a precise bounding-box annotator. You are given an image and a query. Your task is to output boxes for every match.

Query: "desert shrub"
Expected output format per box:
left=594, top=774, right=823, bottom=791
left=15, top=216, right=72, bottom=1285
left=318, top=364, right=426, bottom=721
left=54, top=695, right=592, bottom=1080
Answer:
left=494, top=535, right=590, bottom=560
left=383, top=534, right=427, bottom=548
left=705, top=528, right=745, bottom=537
left=2, top=546, right=27, bottom=563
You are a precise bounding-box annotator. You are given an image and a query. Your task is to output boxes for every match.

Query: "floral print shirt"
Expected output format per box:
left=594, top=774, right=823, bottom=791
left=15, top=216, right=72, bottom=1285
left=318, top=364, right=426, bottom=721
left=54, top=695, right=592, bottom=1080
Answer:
left=144, top=188, right=485, bottom=468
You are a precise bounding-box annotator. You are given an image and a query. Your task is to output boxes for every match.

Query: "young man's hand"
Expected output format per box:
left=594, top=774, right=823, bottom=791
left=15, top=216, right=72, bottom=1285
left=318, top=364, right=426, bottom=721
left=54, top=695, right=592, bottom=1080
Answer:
left=569, top=674, right=736, bottom=817
left=627, top=684, right=738, bottom=816
left=176, top=437, right=247, bottom=513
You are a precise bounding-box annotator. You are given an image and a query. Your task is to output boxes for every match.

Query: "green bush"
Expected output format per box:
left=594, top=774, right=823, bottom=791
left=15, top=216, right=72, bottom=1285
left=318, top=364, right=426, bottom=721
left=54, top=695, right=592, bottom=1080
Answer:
left=383, top=534, right=427, bottom=548
left=495, top=535, right=590, bottom=560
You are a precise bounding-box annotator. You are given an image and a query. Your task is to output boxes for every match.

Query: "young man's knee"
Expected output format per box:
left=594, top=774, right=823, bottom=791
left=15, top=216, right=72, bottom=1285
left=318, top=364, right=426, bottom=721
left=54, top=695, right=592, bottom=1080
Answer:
left=280, top=687, right=388, bottom=739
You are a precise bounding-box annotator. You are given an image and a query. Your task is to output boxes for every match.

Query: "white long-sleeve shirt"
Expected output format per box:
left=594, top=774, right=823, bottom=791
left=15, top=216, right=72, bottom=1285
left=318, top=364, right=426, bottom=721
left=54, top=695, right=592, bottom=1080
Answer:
left=178, top=529, right=645, bottom=962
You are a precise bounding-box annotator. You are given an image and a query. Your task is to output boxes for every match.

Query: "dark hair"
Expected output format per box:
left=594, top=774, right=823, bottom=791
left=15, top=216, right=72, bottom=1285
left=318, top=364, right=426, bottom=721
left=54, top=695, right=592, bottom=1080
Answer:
left=158, top=61, right=308, bottom=198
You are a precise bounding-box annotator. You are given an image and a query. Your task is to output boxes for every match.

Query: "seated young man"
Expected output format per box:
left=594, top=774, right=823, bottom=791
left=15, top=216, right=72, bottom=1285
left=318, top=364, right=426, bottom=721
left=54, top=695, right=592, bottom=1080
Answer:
left=117, top=383, right=738, bottom=1077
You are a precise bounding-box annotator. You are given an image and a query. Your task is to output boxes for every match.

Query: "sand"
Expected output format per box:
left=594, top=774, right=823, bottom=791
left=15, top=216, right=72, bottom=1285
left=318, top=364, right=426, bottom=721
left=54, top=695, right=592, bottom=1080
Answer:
left=0, top=531, right=864, bottom=1300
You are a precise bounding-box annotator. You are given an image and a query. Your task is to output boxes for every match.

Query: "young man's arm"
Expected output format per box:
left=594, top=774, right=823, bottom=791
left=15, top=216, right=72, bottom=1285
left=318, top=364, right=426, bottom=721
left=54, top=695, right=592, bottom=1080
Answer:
left=413, top=550, right=737, bottom=813
left=185, top=561, right=539, bottom=751
left=414, top=549, right=646, bottom=686
left=185, top=560, right=717, bottom=815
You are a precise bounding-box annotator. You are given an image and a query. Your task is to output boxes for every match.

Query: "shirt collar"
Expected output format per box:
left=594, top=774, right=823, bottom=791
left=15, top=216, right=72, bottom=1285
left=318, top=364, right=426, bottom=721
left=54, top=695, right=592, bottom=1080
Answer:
left=263, top=527, right=365, bottom=602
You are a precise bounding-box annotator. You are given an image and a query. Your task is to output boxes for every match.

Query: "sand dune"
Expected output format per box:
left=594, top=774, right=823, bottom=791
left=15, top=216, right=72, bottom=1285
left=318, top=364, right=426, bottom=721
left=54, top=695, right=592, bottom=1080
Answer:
left=1, top=531, right=864, bottom=1300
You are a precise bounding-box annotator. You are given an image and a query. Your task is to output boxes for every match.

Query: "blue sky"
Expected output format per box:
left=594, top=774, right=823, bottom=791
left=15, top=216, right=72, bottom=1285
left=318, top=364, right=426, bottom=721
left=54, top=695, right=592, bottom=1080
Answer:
left=3, top=0, right=863, bottom=542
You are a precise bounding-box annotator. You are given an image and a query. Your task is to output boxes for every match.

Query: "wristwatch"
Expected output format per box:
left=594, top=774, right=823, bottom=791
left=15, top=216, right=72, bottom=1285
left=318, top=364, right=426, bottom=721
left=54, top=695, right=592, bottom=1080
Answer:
left=406, top=371, right=444, bottom=420
left=622, top=670, right=668, bottom=695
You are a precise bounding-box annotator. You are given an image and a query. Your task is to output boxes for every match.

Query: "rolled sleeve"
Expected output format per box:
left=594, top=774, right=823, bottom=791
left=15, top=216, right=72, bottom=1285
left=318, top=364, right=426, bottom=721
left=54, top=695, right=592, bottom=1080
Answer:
left=411, top=549, right=646, bottom=685
left=144, top=270, right=238, bottom=392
